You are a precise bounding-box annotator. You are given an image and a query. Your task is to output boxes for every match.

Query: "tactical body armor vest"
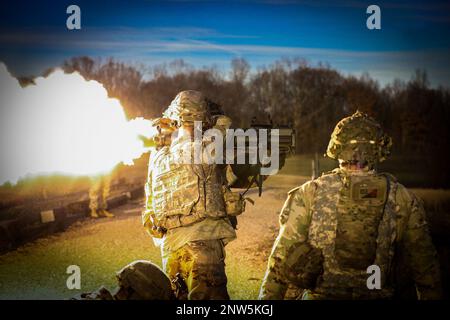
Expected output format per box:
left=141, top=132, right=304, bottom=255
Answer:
left=307, top=169, right=400, bottom=299
left=149, top=138, right=227, bottom=230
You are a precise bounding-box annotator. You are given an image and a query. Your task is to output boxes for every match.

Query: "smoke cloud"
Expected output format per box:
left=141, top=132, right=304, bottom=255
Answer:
left=0, top=63, right=155, bottom=184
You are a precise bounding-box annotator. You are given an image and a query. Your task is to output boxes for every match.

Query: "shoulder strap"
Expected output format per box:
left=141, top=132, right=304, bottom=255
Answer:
left=381, top=173, right=391, bottom=212
left=379, top=172, right=405, bottom=243
left=240, top=174, right=258, bottom=197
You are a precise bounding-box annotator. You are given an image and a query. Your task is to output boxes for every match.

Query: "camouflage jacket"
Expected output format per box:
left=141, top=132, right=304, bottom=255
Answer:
left=259, top=168, right=442, bottom=300
left=143, top=134, right=236, bottom=254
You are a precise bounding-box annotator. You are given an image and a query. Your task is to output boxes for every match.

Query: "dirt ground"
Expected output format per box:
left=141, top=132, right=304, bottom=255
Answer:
left=0, top=174, right=308, bottom=300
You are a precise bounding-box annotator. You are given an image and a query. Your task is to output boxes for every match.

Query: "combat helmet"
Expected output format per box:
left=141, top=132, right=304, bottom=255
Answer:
left=326, top=111, right=392, bottom=164
left=163, top=90, right=211, bottom=126
left=114, top=260, right=175, bottom=300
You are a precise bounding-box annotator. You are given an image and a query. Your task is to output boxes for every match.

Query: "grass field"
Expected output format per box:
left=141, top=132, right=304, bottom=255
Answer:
left=0, top=186, right=290, bottom=300
left=0, top=155, right=449, bottom=300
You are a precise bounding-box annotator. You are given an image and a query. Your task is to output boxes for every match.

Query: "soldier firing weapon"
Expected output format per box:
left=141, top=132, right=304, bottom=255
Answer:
left=139, top=102, right=296, bottom=197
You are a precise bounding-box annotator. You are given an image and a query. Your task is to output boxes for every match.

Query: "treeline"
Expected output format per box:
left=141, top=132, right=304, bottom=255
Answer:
left=61, top=56, right=450, bottom=187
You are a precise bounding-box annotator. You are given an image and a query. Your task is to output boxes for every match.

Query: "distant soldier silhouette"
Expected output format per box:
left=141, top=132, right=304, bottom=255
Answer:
left=89, top=174, right=114, bottom=218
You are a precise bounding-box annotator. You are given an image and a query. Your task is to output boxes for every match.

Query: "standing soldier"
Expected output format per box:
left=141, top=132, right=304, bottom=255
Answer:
left=142, top=91, right=240, bottom=300
left=259, top=111, right=442, bottom=300
left=89, top=174, right=114, bottom=218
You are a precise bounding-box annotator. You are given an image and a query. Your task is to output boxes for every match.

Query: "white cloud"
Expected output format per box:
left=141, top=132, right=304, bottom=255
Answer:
left=1, top=26, right=449, bottom=87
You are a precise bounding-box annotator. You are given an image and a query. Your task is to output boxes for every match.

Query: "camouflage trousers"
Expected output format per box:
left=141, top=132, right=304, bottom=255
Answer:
left=89, top=175, right=111, bottom=212
left=163, top=240, right=229, bottom=300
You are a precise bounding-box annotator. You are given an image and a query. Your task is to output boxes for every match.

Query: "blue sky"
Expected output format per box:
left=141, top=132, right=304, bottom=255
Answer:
left=0, top=0, right=449, bottom=86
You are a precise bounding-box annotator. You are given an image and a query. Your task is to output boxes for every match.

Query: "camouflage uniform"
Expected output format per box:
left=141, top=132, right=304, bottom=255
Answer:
left=89, top=174, right=114, bottom=218
left=143, top=91, right=236, bottom=300
left=259, top=111, right=442, bottom=300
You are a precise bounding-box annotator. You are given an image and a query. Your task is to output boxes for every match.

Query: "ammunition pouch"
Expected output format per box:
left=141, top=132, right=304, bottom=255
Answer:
left=160, top=212, right=207, bottom=230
